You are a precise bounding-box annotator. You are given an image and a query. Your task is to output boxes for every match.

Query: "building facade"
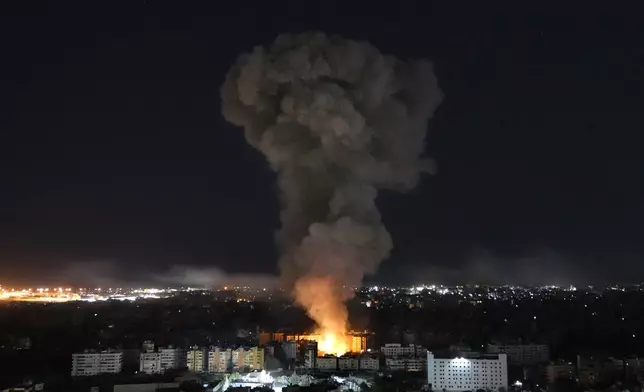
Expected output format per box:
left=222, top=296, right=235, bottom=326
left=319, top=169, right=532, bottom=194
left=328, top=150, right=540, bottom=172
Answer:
left=381, top=343, right=427, bottom=358
left=71, top=351, right=123, bottom=376
left=359, top=356, right=380, bottom=371
left=385, top=357, right=425, bottom=372
left=316, top=356, right=338, bottom=371
left=139, top=352, right=162, bottom=374
left=338, top=357, right=359, bottom=371
left=160, top=347, right=185, bottom=371
left=406, top=358, right=427, bottom=372
left=427, top=352, right=508, bottom=392
left=231, top=347, right=264, bottom=371
left=305, top=341, right=318, bottom=369
left=282, top=341, right=298, bottom=360
left=186, top=347, right=207, bottom=372
left=386, top=358, right=406, bottom=371
left=208, top=348, right=232, bottom=373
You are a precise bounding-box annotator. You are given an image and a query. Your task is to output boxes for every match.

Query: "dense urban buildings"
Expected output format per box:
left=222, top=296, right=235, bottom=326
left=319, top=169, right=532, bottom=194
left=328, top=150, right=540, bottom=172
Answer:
left=2, top=283, right=644, bottom=390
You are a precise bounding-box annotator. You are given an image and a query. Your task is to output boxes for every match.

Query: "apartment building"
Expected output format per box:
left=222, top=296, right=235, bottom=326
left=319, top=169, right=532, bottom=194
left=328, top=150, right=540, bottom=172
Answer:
left=427, top=352, right=508, bottom=392
left=71, top=351, right=123, bottom=376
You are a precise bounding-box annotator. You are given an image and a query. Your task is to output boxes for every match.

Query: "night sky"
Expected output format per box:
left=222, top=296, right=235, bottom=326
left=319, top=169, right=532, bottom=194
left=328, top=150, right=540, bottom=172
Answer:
left=1, top=2, right=642, bottom=286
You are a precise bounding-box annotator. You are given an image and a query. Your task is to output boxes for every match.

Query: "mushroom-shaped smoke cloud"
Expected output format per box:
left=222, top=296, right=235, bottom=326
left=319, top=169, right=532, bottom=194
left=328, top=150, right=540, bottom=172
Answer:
left=221, top=32, right=443, bottom=355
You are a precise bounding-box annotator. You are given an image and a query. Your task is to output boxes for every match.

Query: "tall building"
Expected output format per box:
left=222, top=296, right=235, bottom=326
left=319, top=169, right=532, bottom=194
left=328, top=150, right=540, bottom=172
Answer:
left=487, top=344, right=550, bottom=365
left=71, top=351, right=123, bottom=376
left=350, top=335, right=367, bottom=353
left=282, top=341, right=298, bottom=360
left=208, top=347, right=232, bottom=373
left=186, top=347, right=207, bottom=372
left=140, top=352, right=162, bottom=374
left=427, top=352, right=508, bottom=392
left=246, top=347, right=265, bottom=370
left=305, top=341, right=318, bottom=369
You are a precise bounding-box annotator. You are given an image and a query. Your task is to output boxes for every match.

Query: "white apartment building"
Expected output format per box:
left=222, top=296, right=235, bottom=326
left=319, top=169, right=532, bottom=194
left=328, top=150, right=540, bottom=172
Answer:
left=316, top=356, right=338, bottom=371
left=160, top=347, right=185, bottom=371
left=71, top=351, right=123, bottom=376
left=487, top=344, right=550, bottom=365
left=208, top=348, right=232, bottom=373
left=359, top=356, right=380, bottom=371
left=140, top=352, right=162, bottom=374
left=339, top=357, right=359, bottom=371
left=427, top=352, right=508, bottom=392
left=187, top=347, right=207, bottom=372
left=381, top=343, right=427, bottom=358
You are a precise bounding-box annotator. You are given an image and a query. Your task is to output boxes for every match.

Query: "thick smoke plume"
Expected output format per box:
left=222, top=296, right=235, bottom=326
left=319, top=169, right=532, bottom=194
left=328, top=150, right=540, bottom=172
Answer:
left=221, top=32, right=442, bottom=354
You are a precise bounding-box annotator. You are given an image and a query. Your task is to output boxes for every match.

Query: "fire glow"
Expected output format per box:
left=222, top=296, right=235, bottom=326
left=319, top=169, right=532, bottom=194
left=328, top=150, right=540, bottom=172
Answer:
left=294, top=276, right=350, bottom=356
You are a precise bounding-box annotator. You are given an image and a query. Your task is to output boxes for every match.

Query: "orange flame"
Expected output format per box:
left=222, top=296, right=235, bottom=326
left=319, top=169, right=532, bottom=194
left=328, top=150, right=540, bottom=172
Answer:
left=294, top=275, right=349, bottom=356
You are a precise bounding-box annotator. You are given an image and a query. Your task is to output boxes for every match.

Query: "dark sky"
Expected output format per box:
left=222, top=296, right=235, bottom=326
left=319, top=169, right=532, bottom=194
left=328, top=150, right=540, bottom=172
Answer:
left=0, top=2, right=642, bottom=286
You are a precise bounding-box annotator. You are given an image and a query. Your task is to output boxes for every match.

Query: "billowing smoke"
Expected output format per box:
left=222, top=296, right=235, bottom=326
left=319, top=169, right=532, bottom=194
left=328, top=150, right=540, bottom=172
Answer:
left=221, top=32, right=442, bottom=354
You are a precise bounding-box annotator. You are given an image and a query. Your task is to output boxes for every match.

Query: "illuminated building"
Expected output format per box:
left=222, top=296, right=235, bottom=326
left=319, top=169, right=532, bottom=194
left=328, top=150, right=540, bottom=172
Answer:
left=208, top=347, right=232, bottom=373
left=232, top=347, right=265, bottom=371
left=350, top=335, right=367, bottom=353
left=264, top=330, right=372, bottom=355
left=427, top=352, right=508, bottom=392
left=186, top=347, right=207, bottom=372
left=71, top=351, right=123, bottom=376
